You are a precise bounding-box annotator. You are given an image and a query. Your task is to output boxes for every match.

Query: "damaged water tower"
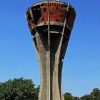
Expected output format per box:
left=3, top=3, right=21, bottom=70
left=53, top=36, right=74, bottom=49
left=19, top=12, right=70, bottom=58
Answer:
left=26, top=0, right=76, bottom=100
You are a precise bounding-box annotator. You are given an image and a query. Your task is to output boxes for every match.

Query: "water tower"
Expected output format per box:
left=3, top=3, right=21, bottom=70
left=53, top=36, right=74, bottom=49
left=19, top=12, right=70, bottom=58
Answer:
left=26, top=0, right=76, bottom=100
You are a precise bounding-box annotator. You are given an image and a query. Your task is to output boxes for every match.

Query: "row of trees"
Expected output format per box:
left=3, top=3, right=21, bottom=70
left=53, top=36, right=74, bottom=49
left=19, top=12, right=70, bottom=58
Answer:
left=64, top=88, right=100, bottom=100
left=0, top=78, right=100, bottom=100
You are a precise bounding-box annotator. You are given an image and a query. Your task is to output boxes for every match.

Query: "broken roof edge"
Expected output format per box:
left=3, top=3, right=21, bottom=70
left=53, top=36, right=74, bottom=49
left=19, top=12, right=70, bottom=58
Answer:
left=31, top=1, right=70, bottom=7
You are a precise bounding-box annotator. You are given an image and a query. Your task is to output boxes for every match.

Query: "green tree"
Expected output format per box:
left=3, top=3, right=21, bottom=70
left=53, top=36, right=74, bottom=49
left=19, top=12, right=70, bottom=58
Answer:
left=90, top=88, right=100, bottom=100
left=73, top=97, right=80, bottom=100
left=0, top=78, right=39, bottom=100
left=80, top=94, right=93, bottom=100
left=80, top=88, right=100, bottom=100
left=64, top=92, right=74, bottom=100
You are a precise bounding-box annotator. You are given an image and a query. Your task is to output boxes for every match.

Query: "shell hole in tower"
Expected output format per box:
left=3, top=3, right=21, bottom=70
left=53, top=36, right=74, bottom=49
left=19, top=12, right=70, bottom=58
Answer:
left=56, top=19, right=59, bottom=21
left=49, top=3, right=51, bottom=6
left=56, top=6, right=58, bottom=9
left=61, top=14, right=63, bottom=17
left=42, top=18, right=44, bottom=21
left=43, top=8, right=46, bottom=12
left=41, top=4, right=44, bottom=6
left=50, top=12, right=53, bottom=14
left=62, top=59, right=64, bottom=62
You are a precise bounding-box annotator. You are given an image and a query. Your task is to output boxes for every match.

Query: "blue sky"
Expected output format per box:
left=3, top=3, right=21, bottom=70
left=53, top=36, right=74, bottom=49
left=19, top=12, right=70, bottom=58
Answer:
left=0, top=0, right=100, bottom=97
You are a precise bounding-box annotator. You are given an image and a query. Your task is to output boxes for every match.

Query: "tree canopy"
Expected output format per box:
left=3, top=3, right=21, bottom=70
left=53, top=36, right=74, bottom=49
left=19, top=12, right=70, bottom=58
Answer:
left=0, top=78, right=39, bottom=100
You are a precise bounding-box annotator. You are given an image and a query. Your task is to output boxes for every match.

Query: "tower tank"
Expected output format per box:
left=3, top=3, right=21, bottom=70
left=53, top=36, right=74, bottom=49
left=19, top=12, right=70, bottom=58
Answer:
left=26, top=1, right=76, bottom=100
